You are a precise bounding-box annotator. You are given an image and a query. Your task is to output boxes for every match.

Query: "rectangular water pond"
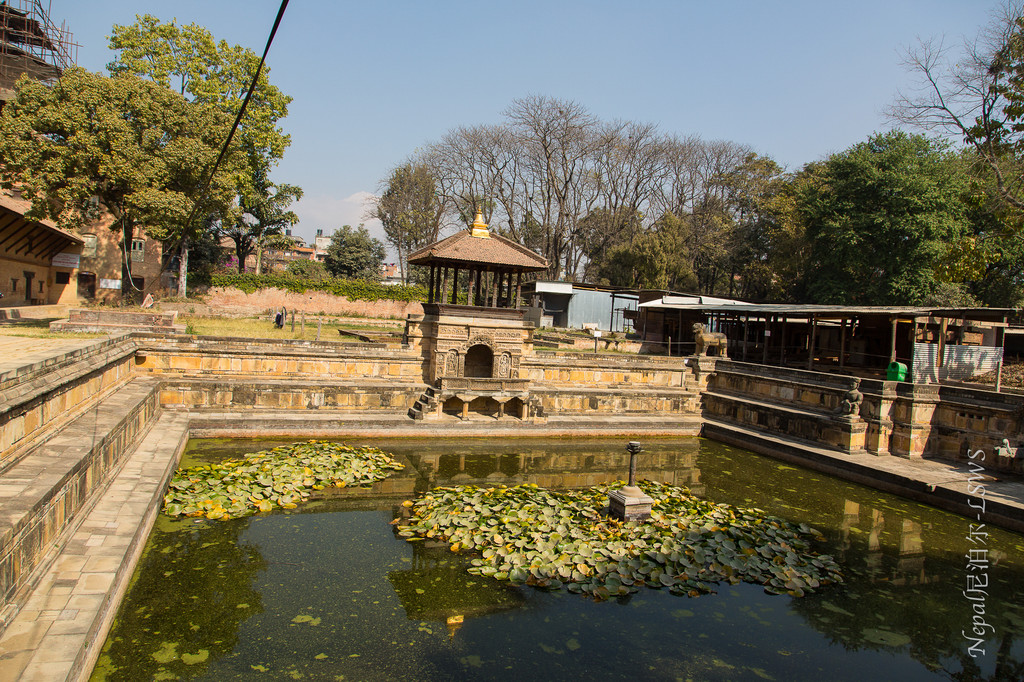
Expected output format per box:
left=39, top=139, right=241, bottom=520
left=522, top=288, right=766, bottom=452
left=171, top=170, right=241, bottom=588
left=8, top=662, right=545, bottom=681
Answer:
left=91, top=437, right=1024, bottom=681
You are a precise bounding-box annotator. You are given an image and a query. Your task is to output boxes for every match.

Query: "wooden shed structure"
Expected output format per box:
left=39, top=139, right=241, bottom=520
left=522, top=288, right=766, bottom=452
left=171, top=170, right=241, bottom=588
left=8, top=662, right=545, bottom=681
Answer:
left=635, top=295, right=1021, bottom=384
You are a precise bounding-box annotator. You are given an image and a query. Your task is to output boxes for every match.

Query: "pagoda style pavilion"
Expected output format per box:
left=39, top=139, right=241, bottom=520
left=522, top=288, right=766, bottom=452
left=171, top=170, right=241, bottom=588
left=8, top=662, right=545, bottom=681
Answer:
left=404, top=211, right=548, bottom=420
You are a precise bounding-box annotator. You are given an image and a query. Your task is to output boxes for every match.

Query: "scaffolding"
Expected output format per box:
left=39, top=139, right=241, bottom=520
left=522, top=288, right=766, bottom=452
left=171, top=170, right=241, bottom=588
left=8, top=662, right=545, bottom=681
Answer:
left=0, top=0, right=76, bottom=101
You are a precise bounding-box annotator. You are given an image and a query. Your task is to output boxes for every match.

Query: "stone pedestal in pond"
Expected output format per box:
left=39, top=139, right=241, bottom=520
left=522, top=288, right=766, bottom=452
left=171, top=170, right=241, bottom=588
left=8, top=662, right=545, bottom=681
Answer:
left=608, top=486, right=653, bottom=522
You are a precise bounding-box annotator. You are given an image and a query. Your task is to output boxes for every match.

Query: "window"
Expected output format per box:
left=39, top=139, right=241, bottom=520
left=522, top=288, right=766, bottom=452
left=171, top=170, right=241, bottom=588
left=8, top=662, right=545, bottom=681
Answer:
left=81, top=234, right=98, bottom=258
left=10, top=279, right=16, bottom=292
left=131, top=238, right=145, bottom=262
left=55, top=272, right=70, bottom=285
left=39, top=281, right=43, bottom=293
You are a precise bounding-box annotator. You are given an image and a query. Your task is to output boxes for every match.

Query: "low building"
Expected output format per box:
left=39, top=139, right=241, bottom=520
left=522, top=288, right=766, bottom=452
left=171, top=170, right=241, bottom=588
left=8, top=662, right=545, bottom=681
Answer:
left=635, top=296, right=1022, bottom=384
left=0, top=192, right=82, bottom=306
left=76, top=219, right=164, bottom=303
left=519, top=281, right=639, bottom=332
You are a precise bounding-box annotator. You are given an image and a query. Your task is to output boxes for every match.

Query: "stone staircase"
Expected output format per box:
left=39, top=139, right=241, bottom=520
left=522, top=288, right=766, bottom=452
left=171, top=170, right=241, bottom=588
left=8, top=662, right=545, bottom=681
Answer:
left=408, top=385, right=439, bottom=420
left=0, top=338, right=166, bottom=636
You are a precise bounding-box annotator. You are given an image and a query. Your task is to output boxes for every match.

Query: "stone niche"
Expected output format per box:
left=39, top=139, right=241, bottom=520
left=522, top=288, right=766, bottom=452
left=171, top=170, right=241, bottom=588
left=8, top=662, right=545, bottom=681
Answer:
left=405, top=303, right=534, bottom=384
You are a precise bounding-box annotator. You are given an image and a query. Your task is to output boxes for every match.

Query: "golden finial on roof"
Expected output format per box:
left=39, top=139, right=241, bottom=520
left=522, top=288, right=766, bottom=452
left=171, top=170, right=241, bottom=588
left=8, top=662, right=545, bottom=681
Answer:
left=470, top=209, right=491, bottom=239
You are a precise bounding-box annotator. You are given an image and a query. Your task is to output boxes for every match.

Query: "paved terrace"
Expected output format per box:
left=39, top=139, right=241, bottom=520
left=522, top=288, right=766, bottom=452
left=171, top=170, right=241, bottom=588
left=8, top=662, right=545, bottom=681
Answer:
left=0, top=333, right=1022, bottom=681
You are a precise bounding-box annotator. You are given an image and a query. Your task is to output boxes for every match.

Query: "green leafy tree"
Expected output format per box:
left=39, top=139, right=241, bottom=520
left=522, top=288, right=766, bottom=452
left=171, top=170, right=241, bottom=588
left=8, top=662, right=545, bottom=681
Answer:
left=797, top=131, right=971, bottom=305
left=108, top=14, right=291, bottom=165
left=220, top=171, right=302, bottom=274
left=596, top=231, right=669, bottom=289
left=108, top=14, right=296, bottom=293
left=579, top=207, right=644, bottom=283
left=323, top=225, right=386, bottom=280
left=285, top=258, right=330, bottom=282
left=0, top=67, right=236, bottom=299
left=715, top=154, right=793, bottom=301
left=375, top=162, right=443, bottom=283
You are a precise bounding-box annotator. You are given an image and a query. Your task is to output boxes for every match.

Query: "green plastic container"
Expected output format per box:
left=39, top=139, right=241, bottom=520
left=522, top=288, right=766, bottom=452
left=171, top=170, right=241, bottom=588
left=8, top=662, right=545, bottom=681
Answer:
left=887, top=361, right=908, bottom=382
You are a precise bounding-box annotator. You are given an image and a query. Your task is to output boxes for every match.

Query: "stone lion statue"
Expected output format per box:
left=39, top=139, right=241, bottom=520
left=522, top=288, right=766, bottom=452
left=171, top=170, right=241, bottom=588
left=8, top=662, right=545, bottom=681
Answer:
left=692, top=323, right=727, bottom=357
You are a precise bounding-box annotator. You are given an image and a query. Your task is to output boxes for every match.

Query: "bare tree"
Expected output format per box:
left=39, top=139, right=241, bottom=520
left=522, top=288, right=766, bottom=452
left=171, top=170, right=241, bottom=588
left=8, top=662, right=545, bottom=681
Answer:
left=505, top=95, right=601, bottom=279
left=891, top=1, right=1024, bottom=211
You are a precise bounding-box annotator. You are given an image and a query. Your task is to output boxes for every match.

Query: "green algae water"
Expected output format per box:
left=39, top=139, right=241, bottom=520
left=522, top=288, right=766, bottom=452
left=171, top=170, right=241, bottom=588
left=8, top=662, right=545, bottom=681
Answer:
left=91, top=438, right=1024, bottom=681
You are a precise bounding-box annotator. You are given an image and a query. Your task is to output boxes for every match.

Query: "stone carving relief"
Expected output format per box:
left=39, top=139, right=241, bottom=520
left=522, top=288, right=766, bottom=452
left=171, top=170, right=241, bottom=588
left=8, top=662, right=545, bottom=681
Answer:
left=446, top=349, right=459, bottom=377
left=438, top=325, right=468, bottom=338
left=497, top=352, right=512, bottom=378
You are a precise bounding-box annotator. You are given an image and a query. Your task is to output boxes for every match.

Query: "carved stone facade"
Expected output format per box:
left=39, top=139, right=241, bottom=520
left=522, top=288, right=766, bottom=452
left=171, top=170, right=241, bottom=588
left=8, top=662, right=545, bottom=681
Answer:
left=404, top=304, right=534, bottom=383
left=404, top=303, right=543, bottom=421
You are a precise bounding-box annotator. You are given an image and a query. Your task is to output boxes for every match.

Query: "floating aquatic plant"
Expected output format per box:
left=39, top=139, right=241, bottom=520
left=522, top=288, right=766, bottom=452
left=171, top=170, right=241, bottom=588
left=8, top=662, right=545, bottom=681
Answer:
left=395, top=481, right=842, bottom=599
left=164, top=441, right=404, bottom=519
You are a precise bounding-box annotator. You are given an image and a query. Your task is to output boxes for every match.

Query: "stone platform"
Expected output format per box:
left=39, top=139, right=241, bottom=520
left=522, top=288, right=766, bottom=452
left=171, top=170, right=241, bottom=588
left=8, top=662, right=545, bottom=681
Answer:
left=49, top=309, right=185, bottom=335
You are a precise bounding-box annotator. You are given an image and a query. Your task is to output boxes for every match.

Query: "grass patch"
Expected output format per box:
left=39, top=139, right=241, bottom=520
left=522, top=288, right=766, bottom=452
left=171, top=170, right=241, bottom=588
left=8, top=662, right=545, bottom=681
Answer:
left=182, top=315, right=403, bottom=341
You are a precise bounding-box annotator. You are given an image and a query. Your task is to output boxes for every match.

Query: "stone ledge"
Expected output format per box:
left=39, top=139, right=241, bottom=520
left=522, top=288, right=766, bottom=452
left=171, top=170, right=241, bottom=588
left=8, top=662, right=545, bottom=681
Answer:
left=49, top=322, right=185, bottom=334
left=0, top=340, right=137, bottom=414
left=184, top=409, right=704, bottom=438
left=0, top=337, right=134, bottom=392
left=702, top=389, right=840, bottom=421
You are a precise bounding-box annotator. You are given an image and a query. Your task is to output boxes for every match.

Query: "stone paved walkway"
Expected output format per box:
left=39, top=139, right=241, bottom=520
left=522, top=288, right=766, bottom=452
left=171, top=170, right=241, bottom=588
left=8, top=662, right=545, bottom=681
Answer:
left=0, top=412, right=188, bottom=682
left=0, top=334, right=121, bottom=378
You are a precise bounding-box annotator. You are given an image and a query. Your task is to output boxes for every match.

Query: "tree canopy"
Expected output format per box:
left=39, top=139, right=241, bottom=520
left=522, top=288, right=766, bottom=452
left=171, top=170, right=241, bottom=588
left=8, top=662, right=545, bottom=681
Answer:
left=107, top=14, right=298, bottom=293
left=798, top=131, right=970, bottom=305
left=374, top=162, right=443, bottom=283
left=108, top=14, right=292, bottom=171
left=0, top=67, right=237, bottom=296
left=323, top=225, right=386, bottom=280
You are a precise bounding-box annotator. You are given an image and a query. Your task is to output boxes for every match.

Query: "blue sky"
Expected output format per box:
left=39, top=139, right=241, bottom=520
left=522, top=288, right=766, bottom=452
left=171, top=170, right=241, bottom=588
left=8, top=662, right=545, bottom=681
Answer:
left=55, top=1, right=1004, bottom=248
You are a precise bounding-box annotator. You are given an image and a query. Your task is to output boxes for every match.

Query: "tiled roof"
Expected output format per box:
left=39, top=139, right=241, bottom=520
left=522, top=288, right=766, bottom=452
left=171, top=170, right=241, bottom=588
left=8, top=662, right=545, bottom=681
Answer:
left=408, top=228, right=548, bottom=271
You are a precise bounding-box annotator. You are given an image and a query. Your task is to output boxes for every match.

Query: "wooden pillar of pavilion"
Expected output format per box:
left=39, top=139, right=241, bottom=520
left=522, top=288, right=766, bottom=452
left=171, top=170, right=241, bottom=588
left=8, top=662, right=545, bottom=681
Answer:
left=890, top=316, right=901, bottom=365
left=807, top=316, right=817, bottom=370
left=742, top=315, right=749, bottom=361
left=839, top=317, right=847, bottom=369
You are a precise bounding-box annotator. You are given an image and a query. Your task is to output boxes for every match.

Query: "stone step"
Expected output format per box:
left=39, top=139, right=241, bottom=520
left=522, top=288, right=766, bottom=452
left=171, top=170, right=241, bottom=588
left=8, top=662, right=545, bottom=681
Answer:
left=1, top=337, right=138, bottom=470
left=0, top=376, right=161, bottom=635
left=0, top=409, right=189, bottom=681
left=184, top=408, right=703, bottom=437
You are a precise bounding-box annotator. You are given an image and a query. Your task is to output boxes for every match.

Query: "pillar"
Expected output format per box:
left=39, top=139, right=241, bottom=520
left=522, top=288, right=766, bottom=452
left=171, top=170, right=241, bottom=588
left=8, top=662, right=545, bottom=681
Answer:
left=807, top=316, right=817, bottom=370
left=839, top=317, right=847, bottom=368
left=891, top=317, right=901, bottom=365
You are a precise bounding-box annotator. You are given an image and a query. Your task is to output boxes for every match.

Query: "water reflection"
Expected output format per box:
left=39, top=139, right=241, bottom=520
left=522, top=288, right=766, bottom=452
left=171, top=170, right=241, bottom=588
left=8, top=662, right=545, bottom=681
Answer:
left=90, top=438, right=1024, bottom=681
